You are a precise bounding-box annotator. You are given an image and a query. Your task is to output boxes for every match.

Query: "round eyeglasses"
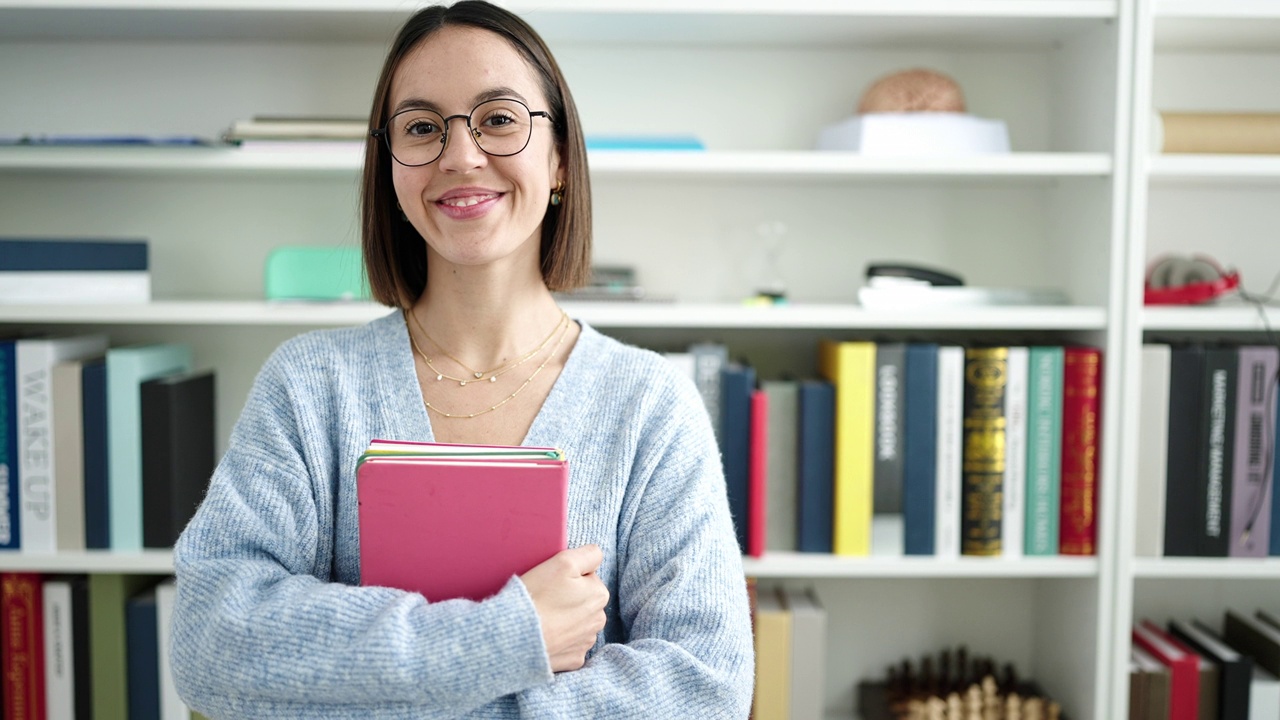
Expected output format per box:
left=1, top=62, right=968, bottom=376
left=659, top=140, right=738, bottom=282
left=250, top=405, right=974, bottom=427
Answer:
left=371, top=98, right=553, bottom=167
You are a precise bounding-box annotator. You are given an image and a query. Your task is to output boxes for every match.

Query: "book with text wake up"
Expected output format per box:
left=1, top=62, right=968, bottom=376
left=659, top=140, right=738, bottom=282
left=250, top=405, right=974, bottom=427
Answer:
left=356, top=439, right=569, bottom=603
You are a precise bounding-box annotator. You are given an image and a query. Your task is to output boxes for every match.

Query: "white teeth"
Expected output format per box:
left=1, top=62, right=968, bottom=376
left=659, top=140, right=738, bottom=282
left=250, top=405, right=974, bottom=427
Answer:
left=440, top=194, right=496, bottom=208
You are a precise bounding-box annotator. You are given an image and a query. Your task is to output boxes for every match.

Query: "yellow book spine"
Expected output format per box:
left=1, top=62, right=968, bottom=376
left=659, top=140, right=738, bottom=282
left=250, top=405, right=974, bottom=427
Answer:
left=752, top=589, right=793, bottom=720
left=820, top=340, right=875, bottom=556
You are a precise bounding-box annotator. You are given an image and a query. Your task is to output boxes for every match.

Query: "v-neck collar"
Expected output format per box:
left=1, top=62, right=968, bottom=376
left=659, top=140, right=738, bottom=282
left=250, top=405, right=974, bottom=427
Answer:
left=371, top=309, right=596, bottom=448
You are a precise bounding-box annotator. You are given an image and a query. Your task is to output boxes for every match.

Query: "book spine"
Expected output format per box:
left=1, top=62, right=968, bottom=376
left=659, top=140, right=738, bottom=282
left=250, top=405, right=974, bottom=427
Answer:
left=16, top=341, right=56, bottom=554
left=1002, top=347, right=1028, bottom=559
left=1136, top=344, right=1171, bottom=558
left=1166, top=346, right=1206, bottom=557
left=81, top=361, right=109, bottom=550
left=69, top=576, right=90, bottom=720
left=747, top=389, right=768, bottom=558
left=0, top=341, right=18, bottom=550
left=903, top=344, right=938, bottom=556
left=873, top=342, right=906, bottom=517
left=689, top=343, right=728, bottom=443
left=820, top=341, right=875, bottom=557
left=2, top=572, right=47, bottom=720
left=0, top=239, right=148, bottom=272
left=1024, top=346, right=1063, bottom=556
left=1230, top=347, right=1278, bottom=557
left=720, top=364, right=755, bottom=554
left=1060, top=347, right=1102, bottom=556
left=961, top=347, right=1007, bottom=556
left=156, top=580, right=188, bottom=720
left=1199, top=347, right=1237, bottom=557
left=41, top=580, right=72, bottom=720
left=934, top=346, right=965, bottom=559
left=796, top=381, right=835, bottom=554
left=761, top=382, right=798, bottom=553
left=126, top=590, right=161, bottom=720
left=51, top=363, right=85, bottom=552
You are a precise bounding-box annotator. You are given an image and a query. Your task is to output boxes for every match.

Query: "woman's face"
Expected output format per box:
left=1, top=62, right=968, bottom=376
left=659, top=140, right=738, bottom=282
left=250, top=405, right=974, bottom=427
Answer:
left=387, top=26, right=562, bottom=273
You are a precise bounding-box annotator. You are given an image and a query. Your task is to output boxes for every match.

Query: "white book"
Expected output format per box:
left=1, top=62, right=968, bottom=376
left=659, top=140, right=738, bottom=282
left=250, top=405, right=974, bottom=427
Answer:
left=1136, top=344, right=1171, bottom=558
left=16, top=335, right=109, bottom=553
left=156, top=578, right=189, bottom=720
left=1251, top=666, right=1280, bottom=720
left=782, top=588, right=826, bottom=720
left=1002, top=347, right=1028, bottom=559
left=662, top=352, right=696, bottom=384
left=43, top=579, right=74, bottom=720
left=0, top=271, right=150, bottom=304
left=934, top=346, right=965, bottom=559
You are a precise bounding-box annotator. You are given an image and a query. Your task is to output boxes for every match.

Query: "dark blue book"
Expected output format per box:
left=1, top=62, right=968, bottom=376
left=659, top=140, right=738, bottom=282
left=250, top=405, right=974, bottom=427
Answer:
left=0, top=238, right=148, bottom=271
left=720, top=363, right=755, bottom=554
left=82, top=358, right=110, bottom=549
left=903, top=344, right=939, bottom=555
left=0, top=339, right=18, bottom=549
left=797, top=380, right=835, bottom=553
left=126, top=588, right=161, bottom=720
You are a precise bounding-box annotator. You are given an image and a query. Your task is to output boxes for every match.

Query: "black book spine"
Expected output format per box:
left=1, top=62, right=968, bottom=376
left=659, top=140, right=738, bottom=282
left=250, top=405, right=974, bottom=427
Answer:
left=1200, top=348, right=1238, bottom=557
left=141, top=371, right=216, bottom=548
left=874, top=342, right=906, bottom=515
left=69, top=575, right=91, bottom=720
left=1165, top=346, right=1204, bottom=557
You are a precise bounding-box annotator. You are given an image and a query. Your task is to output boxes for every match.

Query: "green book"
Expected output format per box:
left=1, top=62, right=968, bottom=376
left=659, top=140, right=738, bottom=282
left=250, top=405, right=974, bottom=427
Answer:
left=90, top=574, right=157, bottom=720
left=1024, top=346, right=1064, bottom=556
left=107, top=344, right=192, bottom=551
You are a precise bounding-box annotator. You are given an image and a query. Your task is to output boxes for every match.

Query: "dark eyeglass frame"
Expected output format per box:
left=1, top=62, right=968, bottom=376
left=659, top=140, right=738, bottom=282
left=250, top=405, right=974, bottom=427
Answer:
left=371, top=97, right=553, bottom=167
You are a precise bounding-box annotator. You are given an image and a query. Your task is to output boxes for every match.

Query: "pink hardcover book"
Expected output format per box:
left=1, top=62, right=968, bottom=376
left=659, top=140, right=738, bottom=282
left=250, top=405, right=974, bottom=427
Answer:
left=357, top=440, right=569, bottom=602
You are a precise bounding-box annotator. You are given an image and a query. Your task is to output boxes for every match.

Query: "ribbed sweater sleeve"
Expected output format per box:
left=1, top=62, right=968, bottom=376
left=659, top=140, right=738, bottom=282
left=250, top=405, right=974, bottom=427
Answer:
left=169, top=314, right=755, bottom=718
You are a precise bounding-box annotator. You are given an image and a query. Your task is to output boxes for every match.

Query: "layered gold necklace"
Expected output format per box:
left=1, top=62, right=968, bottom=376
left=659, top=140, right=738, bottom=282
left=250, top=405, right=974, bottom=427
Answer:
left=403, top=309, right=572, bottom=420
left=406, top=307, right=567, bottom=386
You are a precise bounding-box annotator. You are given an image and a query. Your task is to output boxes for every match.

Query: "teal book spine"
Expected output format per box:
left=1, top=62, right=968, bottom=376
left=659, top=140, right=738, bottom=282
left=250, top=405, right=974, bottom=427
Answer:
left=1024, top=346, right=1064, bottom=555
left=106, top=344, right=191, bottom=551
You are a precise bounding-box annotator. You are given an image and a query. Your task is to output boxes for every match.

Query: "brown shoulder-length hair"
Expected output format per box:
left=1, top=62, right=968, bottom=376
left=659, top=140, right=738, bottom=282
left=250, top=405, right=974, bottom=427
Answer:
left=361, top=0, right=592, bottom=308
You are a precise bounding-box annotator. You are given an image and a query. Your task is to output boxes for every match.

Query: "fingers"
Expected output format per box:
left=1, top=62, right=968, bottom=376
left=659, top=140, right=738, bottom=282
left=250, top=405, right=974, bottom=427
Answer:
left=559, top=544, right=603, bottom=576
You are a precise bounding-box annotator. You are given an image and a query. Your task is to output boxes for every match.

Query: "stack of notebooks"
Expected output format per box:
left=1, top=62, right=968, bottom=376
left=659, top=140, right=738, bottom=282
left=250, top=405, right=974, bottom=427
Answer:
left=356, top=440, right=569, bottom=602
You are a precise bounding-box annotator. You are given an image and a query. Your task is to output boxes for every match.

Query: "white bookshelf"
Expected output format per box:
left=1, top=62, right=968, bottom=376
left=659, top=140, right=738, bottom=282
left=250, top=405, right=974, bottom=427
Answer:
left=0, top=550, right=175, bottom=574
left=0, top=2, right=1136, bottom=717
left=1109, top=0, right=1280, bottom=717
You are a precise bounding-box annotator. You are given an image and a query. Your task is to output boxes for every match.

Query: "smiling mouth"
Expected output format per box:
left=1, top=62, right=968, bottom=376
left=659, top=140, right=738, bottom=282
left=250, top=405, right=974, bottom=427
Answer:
left=438, top=193, right=500, bottom=207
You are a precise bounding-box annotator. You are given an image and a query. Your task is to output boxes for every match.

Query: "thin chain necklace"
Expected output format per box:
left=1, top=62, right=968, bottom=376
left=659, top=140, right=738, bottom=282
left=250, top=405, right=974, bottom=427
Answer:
left=405, top=308, right=566, bottom=386
left=412, top=315, right=573, bottom=419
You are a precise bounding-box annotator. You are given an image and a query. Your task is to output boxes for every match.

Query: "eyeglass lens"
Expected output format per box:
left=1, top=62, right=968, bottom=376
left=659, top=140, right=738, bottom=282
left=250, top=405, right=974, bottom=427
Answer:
left=386, top=99, right=534, bottom=166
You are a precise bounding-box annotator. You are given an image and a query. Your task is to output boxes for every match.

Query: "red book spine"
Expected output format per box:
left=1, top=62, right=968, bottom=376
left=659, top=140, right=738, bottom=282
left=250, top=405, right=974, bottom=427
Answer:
left=1134, top=620, right=1199, bottom=720
left=1, top=573, right=46, bottom=720
left=748, top=390, right=769, bottom=558
left=1059, top=347, right=1101, bottom=555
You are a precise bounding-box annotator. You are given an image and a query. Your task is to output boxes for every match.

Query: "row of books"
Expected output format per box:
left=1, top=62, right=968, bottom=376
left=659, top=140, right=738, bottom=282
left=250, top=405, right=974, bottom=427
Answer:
left=1130, top=610, right=1280, bottom=720
left=749, top=582, right=827, bottom=720
left=1137, top=343, right=1280, bottom=557
left=0, top=238, right=151, bottom=304
left=666, top=341, right=1102, bottom=558
left=0, top=573, right=200, bottom=720
left=0, top=335, right=214, bottom=553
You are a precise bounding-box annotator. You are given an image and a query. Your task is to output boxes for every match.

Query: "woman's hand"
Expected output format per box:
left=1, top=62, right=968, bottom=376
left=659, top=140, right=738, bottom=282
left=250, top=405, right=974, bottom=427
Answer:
left=520, top=544, right=609, bottom=672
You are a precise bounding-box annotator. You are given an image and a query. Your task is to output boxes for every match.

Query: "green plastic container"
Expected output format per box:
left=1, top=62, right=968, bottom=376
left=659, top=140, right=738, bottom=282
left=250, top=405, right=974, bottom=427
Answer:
left=264, top=246, right=371, bottom=301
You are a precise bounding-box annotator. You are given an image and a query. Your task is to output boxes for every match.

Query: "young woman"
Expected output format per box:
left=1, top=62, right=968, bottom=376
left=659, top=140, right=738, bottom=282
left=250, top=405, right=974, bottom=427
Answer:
left=169, top=2, right=754, bottom=717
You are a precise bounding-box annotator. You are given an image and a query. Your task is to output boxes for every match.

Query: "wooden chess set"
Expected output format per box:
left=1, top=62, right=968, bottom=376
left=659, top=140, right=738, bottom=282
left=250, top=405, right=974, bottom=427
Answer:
left=857, top=647, right=1064, bottom=720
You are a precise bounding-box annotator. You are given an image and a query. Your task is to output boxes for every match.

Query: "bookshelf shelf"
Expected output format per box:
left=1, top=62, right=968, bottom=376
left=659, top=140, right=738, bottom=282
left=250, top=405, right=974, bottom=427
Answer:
left=1132, top=557, right=1280, bottom=579
left=0, top=550, right=175, bottom=574
left=1148, top=154, right=1280, bottom=183
left=0, top=2, right=1116, bottom=45
left=0, top=147, right=1112, bottom=181
left=1154, top=4, right=1280, bottom=50
left=1141, top=306, right=1280, bottom=332
left=743, top=553, right=1099, bottom=578
left=0, top=301, right=1109, bottom=330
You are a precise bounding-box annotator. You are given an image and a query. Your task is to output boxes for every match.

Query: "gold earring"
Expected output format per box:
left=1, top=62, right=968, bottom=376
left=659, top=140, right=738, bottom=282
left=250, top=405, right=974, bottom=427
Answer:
left=550, top=180, right=564, bottom=207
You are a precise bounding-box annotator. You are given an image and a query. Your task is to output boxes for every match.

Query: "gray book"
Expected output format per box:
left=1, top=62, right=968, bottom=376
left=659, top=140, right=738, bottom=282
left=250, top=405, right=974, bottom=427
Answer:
left=762, top=380, right=798, bottom=552
left=782, top=588, right=826, bottom=720
left=689, top=343, right=728, bottom=443
left=874, top=342, right=906, bottom=514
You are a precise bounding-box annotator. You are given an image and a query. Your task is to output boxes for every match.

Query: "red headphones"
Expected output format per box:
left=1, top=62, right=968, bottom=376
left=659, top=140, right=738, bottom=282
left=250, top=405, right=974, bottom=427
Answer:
left=1144, top=254, right=1240, bottom=305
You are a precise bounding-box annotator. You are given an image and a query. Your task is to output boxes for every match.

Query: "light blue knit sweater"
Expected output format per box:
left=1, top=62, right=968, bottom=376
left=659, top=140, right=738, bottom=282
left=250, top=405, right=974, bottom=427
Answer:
left=170, top=310, right=754, bottom=718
